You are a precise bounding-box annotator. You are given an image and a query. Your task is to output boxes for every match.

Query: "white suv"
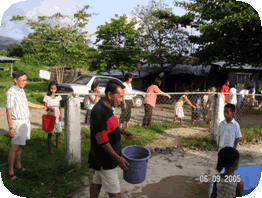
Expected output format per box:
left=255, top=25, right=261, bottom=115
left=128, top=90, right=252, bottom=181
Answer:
left=58, top=75, right=146, bottom=108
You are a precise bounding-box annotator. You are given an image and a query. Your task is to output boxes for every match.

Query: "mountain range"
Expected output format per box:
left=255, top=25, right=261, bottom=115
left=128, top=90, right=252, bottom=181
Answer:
left=0, top=36, right=22, bottom=51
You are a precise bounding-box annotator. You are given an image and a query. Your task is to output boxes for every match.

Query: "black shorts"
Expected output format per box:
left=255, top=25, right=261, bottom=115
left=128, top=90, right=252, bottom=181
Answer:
left=192, top=112, right=200, bottom=120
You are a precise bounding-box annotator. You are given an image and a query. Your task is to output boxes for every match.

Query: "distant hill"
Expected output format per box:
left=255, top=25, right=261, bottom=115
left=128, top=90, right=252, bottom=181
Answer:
left=0, top=36, right=21, bottom=51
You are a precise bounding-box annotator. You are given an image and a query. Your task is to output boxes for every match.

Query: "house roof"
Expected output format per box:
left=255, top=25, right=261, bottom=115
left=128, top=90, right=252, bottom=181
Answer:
left=0, top=56, right=20, bottom=63
left=212, top=61, right=262, bottom=70
left=102, top=63, right=212, bottom=78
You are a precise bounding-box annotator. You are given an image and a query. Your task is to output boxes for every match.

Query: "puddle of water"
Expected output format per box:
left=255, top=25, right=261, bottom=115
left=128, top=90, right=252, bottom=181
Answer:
left=130, top=175, right=210, bottom=198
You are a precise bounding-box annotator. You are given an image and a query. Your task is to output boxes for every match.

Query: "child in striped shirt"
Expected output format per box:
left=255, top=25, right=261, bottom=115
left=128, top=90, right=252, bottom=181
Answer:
left=210, top=147, right=244, bottom=198
left=43, top=81, right=63, bottom=155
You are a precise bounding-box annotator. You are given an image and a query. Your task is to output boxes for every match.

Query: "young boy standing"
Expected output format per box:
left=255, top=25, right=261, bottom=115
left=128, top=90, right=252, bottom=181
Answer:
left=203, top=89, right=210, bottom=122
left=191, top=93, right=203, bottom=125
left=210, top=147, right=244, bottom=198
left=215, top=103, right=242, bottom=173
left=206, top=87, right=217, bottom=132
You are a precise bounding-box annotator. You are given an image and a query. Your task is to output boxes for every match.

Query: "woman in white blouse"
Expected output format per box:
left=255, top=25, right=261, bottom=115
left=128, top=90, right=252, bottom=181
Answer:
left=228, top=82, right=237, bottom=119
left=119, top=73, right=135, bottom=128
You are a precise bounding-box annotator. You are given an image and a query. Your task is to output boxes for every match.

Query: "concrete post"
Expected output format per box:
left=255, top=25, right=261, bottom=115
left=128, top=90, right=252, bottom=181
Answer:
left=64, top=93, right=81, bottom=167
left=210, top=93, right=225, bottom=143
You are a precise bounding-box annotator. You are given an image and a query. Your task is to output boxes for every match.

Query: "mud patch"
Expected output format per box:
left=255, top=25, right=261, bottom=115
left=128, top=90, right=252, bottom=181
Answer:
left=130, top=176, right=210, bottom=198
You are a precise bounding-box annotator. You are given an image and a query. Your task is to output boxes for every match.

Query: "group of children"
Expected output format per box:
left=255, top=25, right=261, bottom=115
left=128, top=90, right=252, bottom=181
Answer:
left=174, top=87, right=245, bottom=197
left=173, top=87, right=245, bottom=197
left=173, top=86, right=217, bottom=132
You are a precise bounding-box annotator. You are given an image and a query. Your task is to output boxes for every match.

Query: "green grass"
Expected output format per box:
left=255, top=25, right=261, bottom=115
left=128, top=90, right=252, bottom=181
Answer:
left=179, top=126, right=262, bottom=151
left=179, top=136, right=218, bottom=150
left=191, top=120, right=209, bottom=128
left=241, top=126, right=262, bottom=142
left=0, top=122, right=175, bottom=198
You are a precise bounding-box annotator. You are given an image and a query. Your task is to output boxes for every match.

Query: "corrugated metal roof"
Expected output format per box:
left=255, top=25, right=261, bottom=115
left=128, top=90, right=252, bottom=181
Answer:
left=212, top=61, right=262, bottom=70
left=0, top=56, right=20, bottom=62
left=102, top=61, right=262, bottom=79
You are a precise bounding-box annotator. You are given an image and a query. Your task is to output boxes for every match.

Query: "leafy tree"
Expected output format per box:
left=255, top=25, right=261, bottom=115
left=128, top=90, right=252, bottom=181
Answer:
left=10, top=5, right=97, bottom=83
left=21, top=37, right=37, bottom=55
left=131, top=0, right=191, bottom=90
left=0, top=49, right=8, bottom=56
left=173, top=0, right=262, bottom=67
left=7, top=42, right=24, bottom=57
left=92, top=15, right=142, bottom=75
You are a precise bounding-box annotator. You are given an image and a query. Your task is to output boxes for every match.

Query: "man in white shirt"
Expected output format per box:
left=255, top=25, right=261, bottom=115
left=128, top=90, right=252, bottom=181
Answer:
left=119, top=73, right=135, bottom=129
left=6, top=70, right=46, bottom=181
left=237, top=84, right=252, bottom=113
left=228, top=83, right=237, bottom=119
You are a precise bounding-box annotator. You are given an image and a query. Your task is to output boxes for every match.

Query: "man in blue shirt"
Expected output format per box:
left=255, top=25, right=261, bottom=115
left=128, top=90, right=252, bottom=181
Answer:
left=250, top=76, right=256, bottom=106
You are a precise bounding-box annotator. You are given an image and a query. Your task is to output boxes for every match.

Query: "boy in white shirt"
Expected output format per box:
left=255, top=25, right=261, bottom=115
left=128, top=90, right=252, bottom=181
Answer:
left=215, top=103, right=242, bottom=173
left=228, top=82, right=237, bottom=119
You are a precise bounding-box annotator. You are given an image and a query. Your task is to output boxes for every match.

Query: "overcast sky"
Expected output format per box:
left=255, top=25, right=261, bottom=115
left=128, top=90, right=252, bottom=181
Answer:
left=0, top=0, right=261, bottom=47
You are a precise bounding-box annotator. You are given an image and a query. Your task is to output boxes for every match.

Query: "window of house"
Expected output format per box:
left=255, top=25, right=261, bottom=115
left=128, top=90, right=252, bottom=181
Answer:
left=235, top=73, right=251, bottom=84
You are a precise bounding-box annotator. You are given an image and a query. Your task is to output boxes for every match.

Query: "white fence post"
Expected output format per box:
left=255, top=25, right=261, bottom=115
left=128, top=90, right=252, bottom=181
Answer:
left=211, top=93, right=225, bottom=143
left=64, top=93, right=81, bottom=167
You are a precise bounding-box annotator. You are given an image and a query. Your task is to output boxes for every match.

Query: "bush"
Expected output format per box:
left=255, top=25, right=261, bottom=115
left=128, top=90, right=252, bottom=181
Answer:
left=22, top=53, right=41, bottom=66
left=0, top=49, right=8, bottom=56
left=0, top=69, right=12, bottom=82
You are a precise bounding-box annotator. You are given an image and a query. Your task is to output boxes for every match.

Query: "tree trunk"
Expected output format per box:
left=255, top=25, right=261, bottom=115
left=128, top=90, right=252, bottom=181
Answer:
left=72, top=68, right=79, bottom=81
left=55, top=65, right=59, bottom=83
left=61, top=65, right=65, bottom=83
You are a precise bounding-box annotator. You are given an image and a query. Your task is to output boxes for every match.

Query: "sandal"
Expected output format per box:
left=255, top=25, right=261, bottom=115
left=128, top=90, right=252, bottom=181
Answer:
left=9, top=174, right=19, bottom=181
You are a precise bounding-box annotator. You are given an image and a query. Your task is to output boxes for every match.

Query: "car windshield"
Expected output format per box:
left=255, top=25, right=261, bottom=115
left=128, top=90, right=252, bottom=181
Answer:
left=72, top=76, right=92, bottom=85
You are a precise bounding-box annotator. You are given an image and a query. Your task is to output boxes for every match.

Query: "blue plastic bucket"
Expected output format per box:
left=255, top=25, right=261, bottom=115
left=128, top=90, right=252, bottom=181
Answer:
left=210, top=165, right=262, bottom=196
left=121, top=145, right=151, bottom=184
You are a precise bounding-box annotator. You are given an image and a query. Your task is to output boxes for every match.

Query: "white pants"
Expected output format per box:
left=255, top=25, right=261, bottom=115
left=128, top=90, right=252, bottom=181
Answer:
left=12, top=119, right=31, bottom=146
left=92, top=167, right=120, bottom=194
left=251, top=91, right=255, bottom=99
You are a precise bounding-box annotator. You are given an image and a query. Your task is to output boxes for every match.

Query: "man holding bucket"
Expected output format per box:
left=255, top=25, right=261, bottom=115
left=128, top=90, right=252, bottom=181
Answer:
left=88, top=79, right=135, bottom=198
left=6, top=70, right=46, bottom=181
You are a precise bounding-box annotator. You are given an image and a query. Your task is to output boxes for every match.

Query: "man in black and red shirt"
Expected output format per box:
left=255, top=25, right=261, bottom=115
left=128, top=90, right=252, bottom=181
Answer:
left=89, top=79, right=135, bottom=198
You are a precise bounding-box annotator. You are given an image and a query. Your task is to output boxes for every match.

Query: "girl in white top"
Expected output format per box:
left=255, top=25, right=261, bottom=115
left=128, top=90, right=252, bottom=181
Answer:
left=120, top=73, right=135, bottom=129
left=85, top=82, right=100, bottom=125
left=228, top=82, right=237, bottom=119
left=43, top=81, right=63, bottom=155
